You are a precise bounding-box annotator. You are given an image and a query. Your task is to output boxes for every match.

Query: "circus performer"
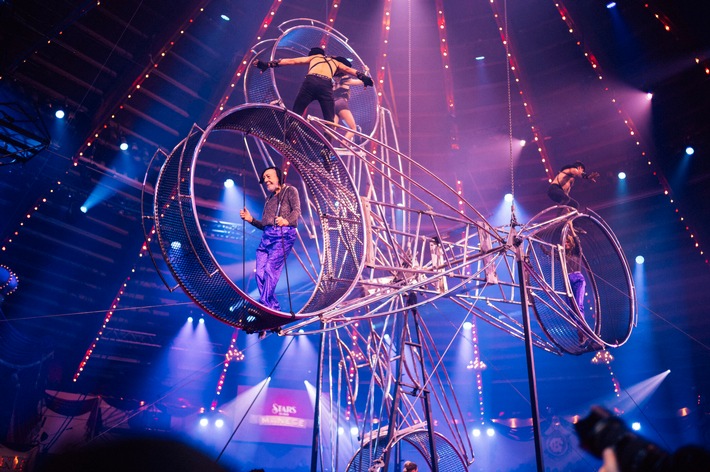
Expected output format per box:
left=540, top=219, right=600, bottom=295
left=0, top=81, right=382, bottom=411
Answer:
left=252, top=47, right=373, bottom=124
left=240, top=166, right=300, bottom=310
left=564, top=233, right=585, bottom=314
left=547, top=161, right=599, bottom=209
left=332, top=56, right=369, bottom=141
left=403, top=461, right=418, bottom=472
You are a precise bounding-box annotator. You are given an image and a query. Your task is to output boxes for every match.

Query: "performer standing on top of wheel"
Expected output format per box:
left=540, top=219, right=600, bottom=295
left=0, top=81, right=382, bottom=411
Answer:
left=547, top=161, right=599, bottom=209
left=333, top=56, right=369, bottom=142
left=252, top=46, right=373, bottom=126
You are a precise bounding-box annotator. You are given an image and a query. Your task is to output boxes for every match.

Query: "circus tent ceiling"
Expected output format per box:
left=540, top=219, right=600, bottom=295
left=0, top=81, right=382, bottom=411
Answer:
left=1, top=0, right=709, bottom=450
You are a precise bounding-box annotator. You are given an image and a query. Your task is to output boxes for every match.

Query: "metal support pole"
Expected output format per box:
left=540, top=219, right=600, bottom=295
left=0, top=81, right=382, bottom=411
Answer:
left=515, top=243, right=545, bottom=472
left=412, top=309, right=439, bottom=472
left=381, top=311, right=408, bottom=472
left=310, top=326, right=326, bottom=472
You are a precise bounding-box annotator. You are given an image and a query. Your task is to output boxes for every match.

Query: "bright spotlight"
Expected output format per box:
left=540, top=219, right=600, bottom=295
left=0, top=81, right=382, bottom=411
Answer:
left=631, top=421, right=641, bottom=431
left=119, top=141, right=129, bottom=151
left=298, top=328, right=305, bottom=333
left=472, top=428, right=481, bottom=437
left=220, top=14, right=230, bottom=21
left=80, top=205, right=88, bottom=213
left=224, top=178, right=235, bottom=188
left=350, top=426, right=359, bottom=436
left=606, top=2, right=616, bottom=8
left=486, top=427, right=495, bottom=437
left=199, top=317, right=205, bottom=324
left=504, top=193, right=513, bottom=203
left=171, top=241, right=182, bottom=250
left=645, top=92, right=653, bottom=101
left=199, top=417, right=209, bottom=427
left=338, top=426, right=345, bottom=435
left=215, top=418, right=225, bottom=428
left=635, top=255, right=645, bottom=265
left=475, top=56, right=485, bottom=61
left=519, top=139, right=526, bottom=147
left=187, top=316, right=194, bottom=323
left=685, top=146, right=695, bottom=156
left=463, top=321, right=472, bottom=331
left=55, top=109, right=65, bottom=119
left=618, top=171, right=626, bottom=180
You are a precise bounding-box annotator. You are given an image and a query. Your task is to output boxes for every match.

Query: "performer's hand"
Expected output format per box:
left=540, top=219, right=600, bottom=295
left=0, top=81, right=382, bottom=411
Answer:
left=253, top=59, right=269, bottom=72
left=356, top=71, right=374, bottom=88
left=275, top=216, right=288, bottom=227
left=240, top=207, right=252, bottom=223
left=583, top=171, right=599, bottom=182
left=253, top=59, right=279, bottom=72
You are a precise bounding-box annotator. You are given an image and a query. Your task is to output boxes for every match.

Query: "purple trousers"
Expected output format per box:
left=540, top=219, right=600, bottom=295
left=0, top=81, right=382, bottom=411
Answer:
left=568, top=271, right=586, bottom=313
left=255, top=225, right=297, bottom=310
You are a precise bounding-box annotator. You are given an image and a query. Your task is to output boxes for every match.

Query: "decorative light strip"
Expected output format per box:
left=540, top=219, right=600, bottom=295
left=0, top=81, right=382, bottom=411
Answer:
left=1, top=182, right=60, bottom=252
left=553, top=0, right=707, bottom=264
left=456, top=179, right=464, bottom=215
left=469, top=320, right=486, bottom=423
left=433, top=1, right=459, bottom=150
left=374, top=0, right=394, bottom=107
left=594, top=350, right=620, bottom=397
left=73, top=1, right=211, bottom=166
left=210, top=0, right=285, bottom=119
left=488, top=0, right=556, bottom=182
left=211, top=329, right=243, bottom=410
left=325, top=0, right=342, bottom=31
left=642, top=2, right=674, bottom=33
left=72, top=232, right=154, bottom=382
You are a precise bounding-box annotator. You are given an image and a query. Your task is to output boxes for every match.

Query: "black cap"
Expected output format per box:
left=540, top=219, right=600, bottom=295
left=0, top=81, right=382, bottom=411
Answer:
left=308, top=47, right=325, bottom=56
left=334, top=56, right=352, bottom=67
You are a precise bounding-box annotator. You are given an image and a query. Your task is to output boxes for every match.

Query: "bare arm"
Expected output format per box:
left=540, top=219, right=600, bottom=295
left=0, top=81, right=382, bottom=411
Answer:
left=335, top=61, right=370, bottom=78
left=335, top=61, right=373, bottom=87
left=276, top=55, right=317, bottom=66
left=252, top=55, right=316, bottom=71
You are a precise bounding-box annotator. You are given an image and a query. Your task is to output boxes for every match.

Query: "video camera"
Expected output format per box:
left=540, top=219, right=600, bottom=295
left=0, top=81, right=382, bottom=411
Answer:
left=574, top=405, right=670, bottom=471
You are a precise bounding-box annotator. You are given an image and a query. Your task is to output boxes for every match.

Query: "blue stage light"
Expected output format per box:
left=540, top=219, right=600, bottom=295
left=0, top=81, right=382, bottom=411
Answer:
left=635, top=255, right=645, bottom=265
left=55, top=109, right=65, bottom=119
left=685, top=146, right=695, bottom=156
left=224, top=178, right=235, bottom=188
left=618, top=171, right=626, bottom=180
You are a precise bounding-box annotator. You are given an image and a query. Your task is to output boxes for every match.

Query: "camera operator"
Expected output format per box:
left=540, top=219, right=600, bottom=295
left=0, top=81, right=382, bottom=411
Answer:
left=576, top=405, right=710, bottom=472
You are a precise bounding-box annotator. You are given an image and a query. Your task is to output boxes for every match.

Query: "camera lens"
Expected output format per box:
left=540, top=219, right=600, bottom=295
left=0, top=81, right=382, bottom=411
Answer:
left=575, top=406, right=671, bottom=472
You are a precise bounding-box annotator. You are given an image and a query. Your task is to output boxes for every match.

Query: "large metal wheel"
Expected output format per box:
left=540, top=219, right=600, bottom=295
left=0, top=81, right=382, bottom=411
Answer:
left=152, top=104, right=365, bottom=332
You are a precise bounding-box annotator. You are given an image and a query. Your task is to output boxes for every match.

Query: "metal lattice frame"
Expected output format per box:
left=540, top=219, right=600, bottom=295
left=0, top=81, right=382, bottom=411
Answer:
left=145, top=19, right=638, bottom=472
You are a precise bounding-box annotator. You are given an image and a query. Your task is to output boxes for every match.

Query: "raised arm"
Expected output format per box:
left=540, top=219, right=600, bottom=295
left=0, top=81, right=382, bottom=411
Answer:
left=581, top=170, right=599, bottom=182
left=334, top=61, right=373, bottom=87
left=252, top=55, right=314, bottom=72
